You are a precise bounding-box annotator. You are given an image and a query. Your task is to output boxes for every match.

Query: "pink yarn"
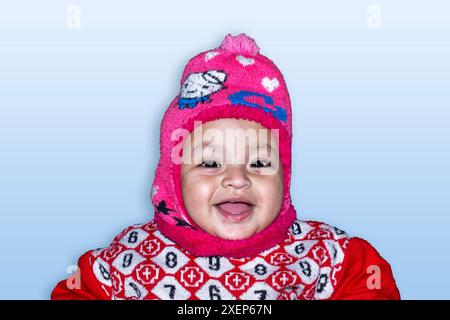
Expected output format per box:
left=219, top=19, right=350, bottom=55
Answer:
left=220, top=33, right=260, bottom=56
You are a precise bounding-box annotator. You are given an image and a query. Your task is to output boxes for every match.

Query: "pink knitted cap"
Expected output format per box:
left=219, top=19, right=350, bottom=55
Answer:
left=150, top=33, right=296, bottom=258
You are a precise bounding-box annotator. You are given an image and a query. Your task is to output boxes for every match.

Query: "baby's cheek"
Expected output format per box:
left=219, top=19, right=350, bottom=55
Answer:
left=181, top=171, right=196, bottom=210
left=182, top=175, right=215, bottom=212
left=258, top=176, right=283, bottom=216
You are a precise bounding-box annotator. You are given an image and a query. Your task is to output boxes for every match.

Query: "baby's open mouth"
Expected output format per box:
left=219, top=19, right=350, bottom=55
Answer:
left=214, top=200, right=255, bottom=223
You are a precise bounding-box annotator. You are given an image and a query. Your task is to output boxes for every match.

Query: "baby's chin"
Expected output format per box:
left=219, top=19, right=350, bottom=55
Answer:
left=211, top=223, right=260, bottom=240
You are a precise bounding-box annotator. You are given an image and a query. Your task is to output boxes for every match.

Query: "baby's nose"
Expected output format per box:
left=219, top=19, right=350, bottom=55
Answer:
left=221, top=165, right=252, bottom=189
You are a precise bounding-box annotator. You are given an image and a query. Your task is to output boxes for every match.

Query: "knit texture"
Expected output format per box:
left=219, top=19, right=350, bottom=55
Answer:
left=51, top=219, right=400, bottom=300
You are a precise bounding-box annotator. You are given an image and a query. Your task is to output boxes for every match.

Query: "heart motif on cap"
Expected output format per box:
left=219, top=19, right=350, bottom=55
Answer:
left=205, top=51, right=219, bottom=61
left=236, top=55, right=255, bottom=66
left=261, top=77, right=279, bottom=93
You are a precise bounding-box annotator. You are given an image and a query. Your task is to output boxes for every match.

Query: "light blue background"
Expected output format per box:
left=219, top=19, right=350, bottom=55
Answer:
left=0, top=0, right=449, bottom=299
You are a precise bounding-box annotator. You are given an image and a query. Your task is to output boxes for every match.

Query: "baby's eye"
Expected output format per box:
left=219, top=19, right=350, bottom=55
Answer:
left=250, top=159, right=271, bottom=168
left=199, top=160, right=221, bottom=168
left=202, top=85, right=209, bottom=89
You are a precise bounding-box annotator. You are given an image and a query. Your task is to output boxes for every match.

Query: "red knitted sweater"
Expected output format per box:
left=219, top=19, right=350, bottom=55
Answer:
left=51, top=219, right=400, bottom=300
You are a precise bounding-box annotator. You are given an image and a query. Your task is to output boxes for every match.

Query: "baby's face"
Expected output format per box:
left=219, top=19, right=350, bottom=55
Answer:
left=180, top=119, right=283, bottom=240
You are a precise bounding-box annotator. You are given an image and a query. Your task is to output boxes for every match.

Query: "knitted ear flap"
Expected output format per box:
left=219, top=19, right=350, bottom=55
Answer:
left=151, top=33, right=296, bottom=258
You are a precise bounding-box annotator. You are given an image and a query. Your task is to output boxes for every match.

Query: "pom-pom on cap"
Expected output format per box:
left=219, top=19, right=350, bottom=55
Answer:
left=220, top=33, right=260, bottom=56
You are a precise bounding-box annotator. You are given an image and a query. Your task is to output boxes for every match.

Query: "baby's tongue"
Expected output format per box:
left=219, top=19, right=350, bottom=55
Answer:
left=217, top=202, right=250, bottom=215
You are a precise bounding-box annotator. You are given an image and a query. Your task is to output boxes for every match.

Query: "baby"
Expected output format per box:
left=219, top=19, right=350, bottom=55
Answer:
left=51, top=33, right=400, bottom=300
left=181, top=117, right=284, bottom=242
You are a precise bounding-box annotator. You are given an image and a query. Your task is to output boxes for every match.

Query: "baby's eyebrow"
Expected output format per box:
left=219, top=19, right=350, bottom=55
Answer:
left=191, top=141, right=276, bottom=153
left=192, top=141, right=219, bottom=152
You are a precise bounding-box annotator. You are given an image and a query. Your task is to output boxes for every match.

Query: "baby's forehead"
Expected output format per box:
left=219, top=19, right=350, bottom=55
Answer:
left=182, top=118, right=279, bottom=151
left=189, top=128, right=278, bottom=150
left=192, top=139, right=273, bottom=151
left=202, top=118, right=266, bottom=129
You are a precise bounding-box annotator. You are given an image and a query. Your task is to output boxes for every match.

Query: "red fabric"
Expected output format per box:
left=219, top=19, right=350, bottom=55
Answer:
left=51, top=220, right=400, bottom=300
left=51, top=251, right=111, bottom=300
left=330, top=237, right=401, bottom=300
